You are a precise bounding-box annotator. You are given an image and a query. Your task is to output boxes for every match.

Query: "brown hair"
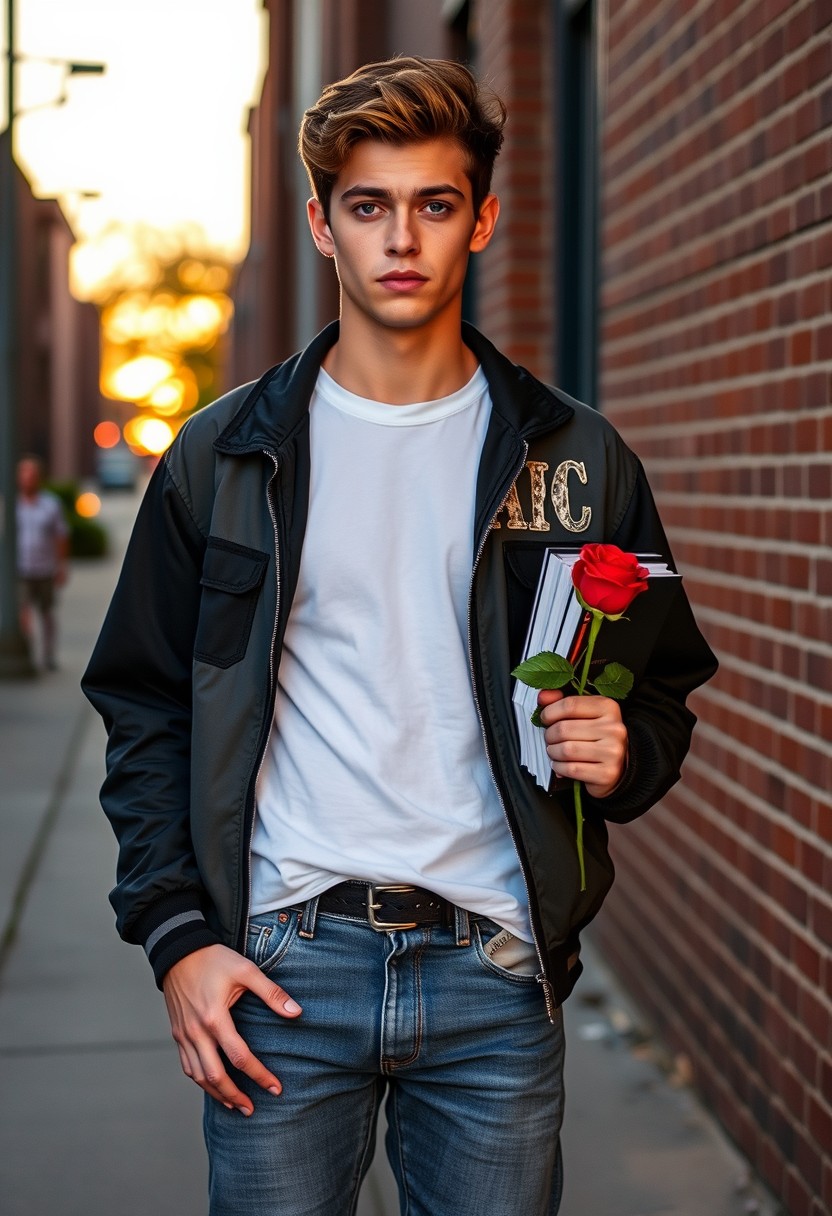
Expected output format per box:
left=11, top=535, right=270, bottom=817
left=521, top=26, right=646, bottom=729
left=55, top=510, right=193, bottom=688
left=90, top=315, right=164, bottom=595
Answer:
left=299, top=56, right=506, bottom=221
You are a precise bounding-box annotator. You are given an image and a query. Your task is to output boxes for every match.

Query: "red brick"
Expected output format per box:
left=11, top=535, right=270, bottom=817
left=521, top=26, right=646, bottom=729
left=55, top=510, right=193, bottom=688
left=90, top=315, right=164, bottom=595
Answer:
left=547, top=0, right=832, bottom=1206
left=807, top=1095, right=832, bottom=1154
left=793, top=933, right=823, bottom=985
left=784, top=1167, right=813, bottom=1216
left=760, top=1137, right=785, bottom=1201
left=794, top=1127, right=825, bottom=1201
left=817, top=323, right=832, bottom=360
left=798, top=986, right=831, bottom=1054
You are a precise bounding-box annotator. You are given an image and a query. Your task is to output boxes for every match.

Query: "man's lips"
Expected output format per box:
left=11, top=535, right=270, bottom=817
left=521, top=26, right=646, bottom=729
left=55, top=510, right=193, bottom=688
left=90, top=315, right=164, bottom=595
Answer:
left=378, top=270, right=428, bottom=292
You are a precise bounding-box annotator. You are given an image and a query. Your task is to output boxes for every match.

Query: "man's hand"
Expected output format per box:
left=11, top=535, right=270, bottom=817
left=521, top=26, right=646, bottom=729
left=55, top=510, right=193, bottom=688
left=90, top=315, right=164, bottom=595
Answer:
left=162, top=943, right=302, bottom=1116
left=537, top=689, right=628, bottom=798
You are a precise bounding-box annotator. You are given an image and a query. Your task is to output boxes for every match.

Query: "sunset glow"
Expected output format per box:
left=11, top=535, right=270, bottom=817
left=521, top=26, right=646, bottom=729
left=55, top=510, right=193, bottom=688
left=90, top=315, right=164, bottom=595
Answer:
left=12, top=0, right=268, bottom=296
left=124, top=415, right=175, bottom=456
left=107, top=355, right=175, bottom=403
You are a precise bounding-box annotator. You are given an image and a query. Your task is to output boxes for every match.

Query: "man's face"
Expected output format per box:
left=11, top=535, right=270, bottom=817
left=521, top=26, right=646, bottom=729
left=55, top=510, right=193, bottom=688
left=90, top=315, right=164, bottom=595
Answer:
left=308, top=137, right=498, bottom=334
left=17, top=460, right=40, bottom=495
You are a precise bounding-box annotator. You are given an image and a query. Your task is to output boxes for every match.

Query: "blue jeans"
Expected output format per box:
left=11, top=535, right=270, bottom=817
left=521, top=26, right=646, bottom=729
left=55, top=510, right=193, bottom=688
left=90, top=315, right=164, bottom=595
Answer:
left=204, top=900, right=565, bottom=1215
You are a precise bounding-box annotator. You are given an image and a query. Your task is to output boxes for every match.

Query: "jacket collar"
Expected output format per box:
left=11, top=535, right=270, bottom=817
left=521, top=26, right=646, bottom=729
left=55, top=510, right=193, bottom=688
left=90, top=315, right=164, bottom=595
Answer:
left=214, top=322, right=339, bottom=455
left=461, top=322, right=575, bottom=438
left=214, top=319, right=574, bottom=455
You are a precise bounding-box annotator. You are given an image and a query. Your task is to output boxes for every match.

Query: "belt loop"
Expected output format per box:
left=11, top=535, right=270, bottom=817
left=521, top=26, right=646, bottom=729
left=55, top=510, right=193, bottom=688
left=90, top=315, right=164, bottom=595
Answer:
left=454, top=905, right=470, bottom=947
left=299, top=895, right=320, bottom=939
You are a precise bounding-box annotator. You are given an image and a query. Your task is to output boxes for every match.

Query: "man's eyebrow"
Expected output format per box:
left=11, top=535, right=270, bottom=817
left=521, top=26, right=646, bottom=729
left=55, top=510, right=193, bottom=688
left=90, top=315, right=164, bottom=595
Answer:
left=339, top=183, right=467, bottom=203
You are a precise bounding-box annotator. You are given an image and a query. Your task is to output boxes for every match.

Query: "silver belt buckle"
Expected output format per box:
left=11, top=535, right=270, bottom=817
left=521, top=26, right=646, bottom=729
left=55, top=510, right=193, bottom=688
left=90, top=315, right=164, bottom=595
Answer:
left=367, top=883, right=418, bottom=931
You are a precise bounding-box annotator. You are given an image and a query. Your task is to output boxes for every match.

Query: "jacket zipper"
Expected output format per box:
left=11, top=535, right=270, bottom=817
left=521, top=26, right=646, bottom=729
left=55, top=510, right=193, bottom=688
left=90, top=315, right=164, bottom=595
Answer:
left=238, top=449, right=282, bottom=952
left=467, top=439, right=558, bottom=1022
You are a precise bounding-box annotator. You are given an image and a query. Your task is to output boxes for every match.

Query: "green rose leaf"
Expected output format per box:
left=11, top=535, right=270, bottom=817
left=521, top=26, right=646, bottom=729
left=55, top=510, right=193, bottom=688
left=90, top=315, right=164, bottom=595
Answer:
left=511, top=651, right=575, bottom=690
left=592, top=661, right=634, bottom=701
left=530, top=705, right=544, bottom=728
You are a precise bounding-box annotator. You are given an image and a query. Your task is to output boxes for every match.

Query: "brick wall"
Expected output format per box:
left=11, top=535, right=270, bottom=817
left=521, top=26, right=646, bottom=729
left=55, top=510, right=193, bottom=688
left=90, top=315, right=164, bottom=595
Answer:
left=477, top=0, right=556, bottom=382
left=594, top=2, right=832, bottom=1212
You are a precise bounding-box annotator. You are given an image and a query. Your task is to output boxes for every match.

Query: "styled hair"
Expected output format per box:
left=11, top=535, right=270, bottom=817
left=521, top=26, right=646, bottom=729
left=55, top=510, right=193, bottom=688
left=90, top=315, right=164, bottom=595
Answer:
left=299, top=56, right=506, bottom=220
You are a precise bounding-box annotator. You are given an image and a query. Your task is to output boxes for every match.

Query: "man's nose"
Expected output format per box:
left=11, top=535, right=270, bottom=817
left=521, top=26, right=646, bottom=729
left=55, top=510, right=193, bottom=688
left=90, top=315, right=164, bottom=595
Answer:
left=386, top=210, right=419, bottom=256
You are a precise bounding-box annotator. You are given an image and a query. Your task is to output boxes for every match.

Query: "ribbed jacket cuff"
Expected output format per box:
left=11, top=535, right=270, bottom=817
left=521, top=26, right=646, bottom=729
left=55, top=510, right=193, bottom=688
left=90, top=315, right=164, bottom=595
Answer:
left=132, top=891, right=223, bottom=989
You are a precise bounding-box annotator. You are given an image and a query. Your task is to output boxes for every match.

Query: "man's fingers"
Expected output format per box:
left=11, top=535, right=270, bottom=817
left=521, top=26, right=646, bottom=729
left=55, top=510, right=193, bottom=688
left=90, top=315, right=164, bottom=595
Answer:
left=163, top=945, right=302, bottom=1115
left=217, top=1025, right=284, bottom=1097
left=539, top=693, right=616, bottom=724
left=171, top=1013, right=253, bottom=1112
left=175, top=1040, right=195, bottom=1080
left=537, top=688, right=564, bottom=707
left=540, top=694, right=628, bottom=797
left=544, top=719, right=621, bottom=745
left=189, top=1035, right=256, bottom=1114
left=546, top=732, right=627, bottom=767
left=245, top=970, right=303, bottom=1020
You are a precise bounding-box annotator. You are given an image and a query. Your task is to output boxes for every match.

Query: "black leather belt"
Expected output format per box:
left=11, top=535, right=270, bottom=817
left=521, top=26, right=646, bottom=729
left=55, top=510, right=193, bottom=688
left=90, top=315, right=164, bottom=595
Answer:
left=317, top=881, right=456, bottom=931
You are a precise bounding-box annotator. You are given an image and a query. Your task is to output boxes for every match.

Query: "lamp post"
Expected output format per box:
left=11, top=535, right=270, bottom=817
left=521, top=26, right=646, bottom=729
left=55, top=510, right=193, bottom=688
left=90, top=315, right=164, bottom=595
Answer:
left=0, top=0, right=104, bottom=678
left=0, top=0, right=28, bottom=677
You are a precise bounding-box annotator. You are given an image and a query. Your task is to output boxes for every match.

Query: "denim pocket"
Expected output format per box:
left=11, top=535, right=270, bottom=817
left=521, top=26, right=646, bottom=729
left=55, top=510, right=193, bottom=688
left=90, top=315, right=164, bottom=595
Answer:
left=472, top=920, right=540, bottom=983
left=194, top=537, right=269, bottom=668
left=246, top=910, right=300, bottom=973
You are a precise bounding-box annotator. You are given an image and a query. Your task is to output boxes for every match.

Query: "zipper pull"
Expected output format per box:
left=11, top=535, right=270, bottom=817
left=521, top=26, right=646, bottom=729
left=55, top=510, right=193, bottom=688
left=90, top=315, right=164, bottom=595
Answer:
left=537, top=974, right=559, bottom=1021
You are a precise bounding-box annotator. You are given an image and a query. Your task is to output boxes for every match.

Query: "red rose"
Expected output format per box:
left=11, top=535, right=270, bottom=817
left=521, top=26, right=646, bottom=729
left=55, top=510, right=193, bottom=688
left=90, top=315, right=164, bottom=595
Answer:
left=572, top=543, right=649, bottom=616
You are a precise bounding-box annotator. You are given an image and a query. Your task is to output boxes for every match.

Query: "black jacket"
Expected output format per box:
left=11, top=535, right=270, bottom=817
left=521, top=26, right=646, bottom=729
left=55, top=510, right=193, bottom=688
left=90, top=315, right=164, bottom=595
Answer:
left=83, top=322, right=718, bottom=1014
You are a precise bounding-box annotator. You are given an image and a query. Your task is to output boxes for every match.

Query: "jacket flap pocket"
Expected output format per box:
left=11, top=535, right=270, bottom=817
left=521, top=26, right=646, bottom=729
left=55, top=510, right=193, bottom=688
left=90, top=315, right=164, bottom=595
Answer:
left=200, top=537, right=269, bottom=594
left=504, top=541, right=548, bottom=590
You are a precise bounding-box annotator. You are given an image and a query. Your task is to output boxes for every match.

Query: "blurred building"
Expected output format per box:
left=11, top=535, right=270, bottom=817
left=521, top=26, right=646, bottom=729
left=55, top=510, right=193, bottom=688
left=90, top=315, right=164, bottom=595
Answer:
left=10, top=160, right=102, bottom=481
left=231, top=0, right=474, bottom=382
left=234, top=3, right=831, bottom=1212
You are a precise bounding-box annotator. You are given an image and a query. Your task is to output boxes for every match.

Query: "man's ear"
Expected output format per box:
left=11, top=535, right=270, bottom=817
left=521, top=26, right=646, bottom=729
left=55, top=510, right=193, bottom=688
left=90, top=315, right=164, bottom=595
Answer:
left=307, top=198, right=335, bottom=257
left=469, top=193, right=500, bottom=254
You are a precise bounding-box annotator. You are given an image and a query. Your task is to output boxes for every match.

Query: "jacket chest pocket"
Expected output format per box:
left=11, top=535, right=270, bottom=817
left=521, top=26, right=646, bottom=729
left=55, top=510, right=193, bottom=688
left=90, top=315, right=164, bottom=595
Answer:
left=503, top=540, right=583, bottom=668
left=503, top=541, right=549, bottom=669
left=194, top=537, right=270, bottom=668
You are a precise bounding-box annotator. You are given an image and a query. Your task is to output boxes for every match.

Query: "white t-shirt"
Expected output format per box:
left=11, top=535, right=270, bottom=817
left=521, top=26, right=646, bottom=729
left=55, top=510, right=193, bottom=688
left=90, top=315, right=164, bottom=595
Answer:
left=17, top=492, right=68, bottom=578
left=251, top=365, right=533, bottom=942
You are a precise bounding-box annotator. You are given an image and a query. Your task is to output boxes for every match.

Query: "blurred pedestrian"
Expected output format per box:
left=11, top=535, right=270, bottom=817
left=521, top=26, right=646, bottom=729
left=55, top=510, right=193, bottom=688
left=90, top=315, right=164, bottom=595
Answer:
left=84, top=57, right=718, bottom=1215
left=17, top=455, right=69, bottom=671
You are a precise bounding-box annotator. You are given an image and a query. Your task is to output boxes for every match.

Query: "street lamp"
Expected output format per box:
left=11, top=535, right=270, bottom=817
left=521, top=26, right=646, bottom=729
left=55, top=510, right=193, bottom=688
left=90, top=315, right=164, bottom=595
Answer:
left=0, top=0, right=105, bottom=678
left=16, top=56, right=106, bottom=112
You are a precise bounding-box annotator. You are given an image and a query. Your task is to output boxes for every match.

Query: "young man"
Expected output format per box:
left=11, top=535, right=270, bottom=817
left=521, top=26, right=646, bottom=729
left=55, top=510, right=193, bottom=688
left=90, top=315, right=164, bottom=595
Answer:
left=17, top=455, right=69, bottom=671
left=83, top=57, right=717, bottom=1215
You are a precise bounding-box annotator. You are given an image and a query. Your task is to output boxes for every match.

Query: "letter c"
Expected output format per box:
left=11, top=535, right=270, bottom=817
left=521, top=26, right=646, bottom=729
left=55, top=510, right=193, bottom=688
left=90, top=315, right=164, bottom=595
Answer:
left=551, top=460, right=591, bottom=533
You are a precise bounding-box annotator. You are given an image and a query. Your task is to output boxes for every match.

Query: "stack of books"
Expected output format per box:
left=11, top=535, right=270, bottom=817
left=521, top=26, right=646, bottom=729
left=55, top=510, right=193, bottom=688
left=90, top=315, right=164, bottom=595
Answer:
left=512, top=550, right=681, bottom=789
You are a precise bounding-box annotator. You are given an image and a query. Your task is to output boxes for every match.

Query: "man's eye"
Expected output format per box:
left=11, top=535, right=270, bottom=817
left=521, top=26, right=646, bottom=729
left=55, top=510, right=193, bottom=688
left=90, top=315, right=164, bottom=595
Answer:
left=424, top=201, right=450, bottom=215
left=355, top=203, right=379, bottom=217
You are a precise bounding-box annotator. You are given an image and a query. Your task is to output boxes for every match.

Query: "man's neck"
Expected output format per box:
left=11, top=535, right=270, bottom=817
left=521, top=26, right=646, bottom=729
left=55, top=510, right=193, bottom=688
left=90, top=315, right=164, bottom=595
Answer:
left=322, top=313, right=478, bottom=405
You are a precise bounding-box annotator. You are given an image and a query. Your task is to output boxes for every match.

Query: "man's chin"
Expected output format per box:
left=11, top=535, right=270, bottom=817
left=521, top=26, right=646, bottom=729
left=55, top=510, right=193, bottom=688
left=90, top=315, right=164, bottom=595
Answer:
left=345, top=298, right=455, bottom=334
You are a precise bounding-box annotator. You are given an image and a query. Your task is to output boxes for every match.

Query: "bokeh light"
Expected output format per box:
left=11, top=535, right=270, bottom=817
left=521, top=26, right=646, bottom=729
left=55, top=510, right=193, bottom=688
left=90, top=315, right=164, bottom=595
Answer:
left=124, top=415, right=175, bottom=456
left=108, top=355, right=175, bottom=402
left=147, top=381, right=185, bottom=414
left=75, top=492, right=102, bottom=518
left=93, top=420, right=121, bottom=448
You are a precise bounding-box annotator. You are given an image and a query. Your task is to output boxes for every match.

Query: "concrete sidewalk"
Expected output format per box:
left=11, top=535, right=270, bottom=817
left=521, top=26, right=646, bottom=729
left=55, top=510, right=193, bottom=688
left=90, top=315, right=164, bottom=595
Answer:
left=0, top=485, right=780, bottom=1215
